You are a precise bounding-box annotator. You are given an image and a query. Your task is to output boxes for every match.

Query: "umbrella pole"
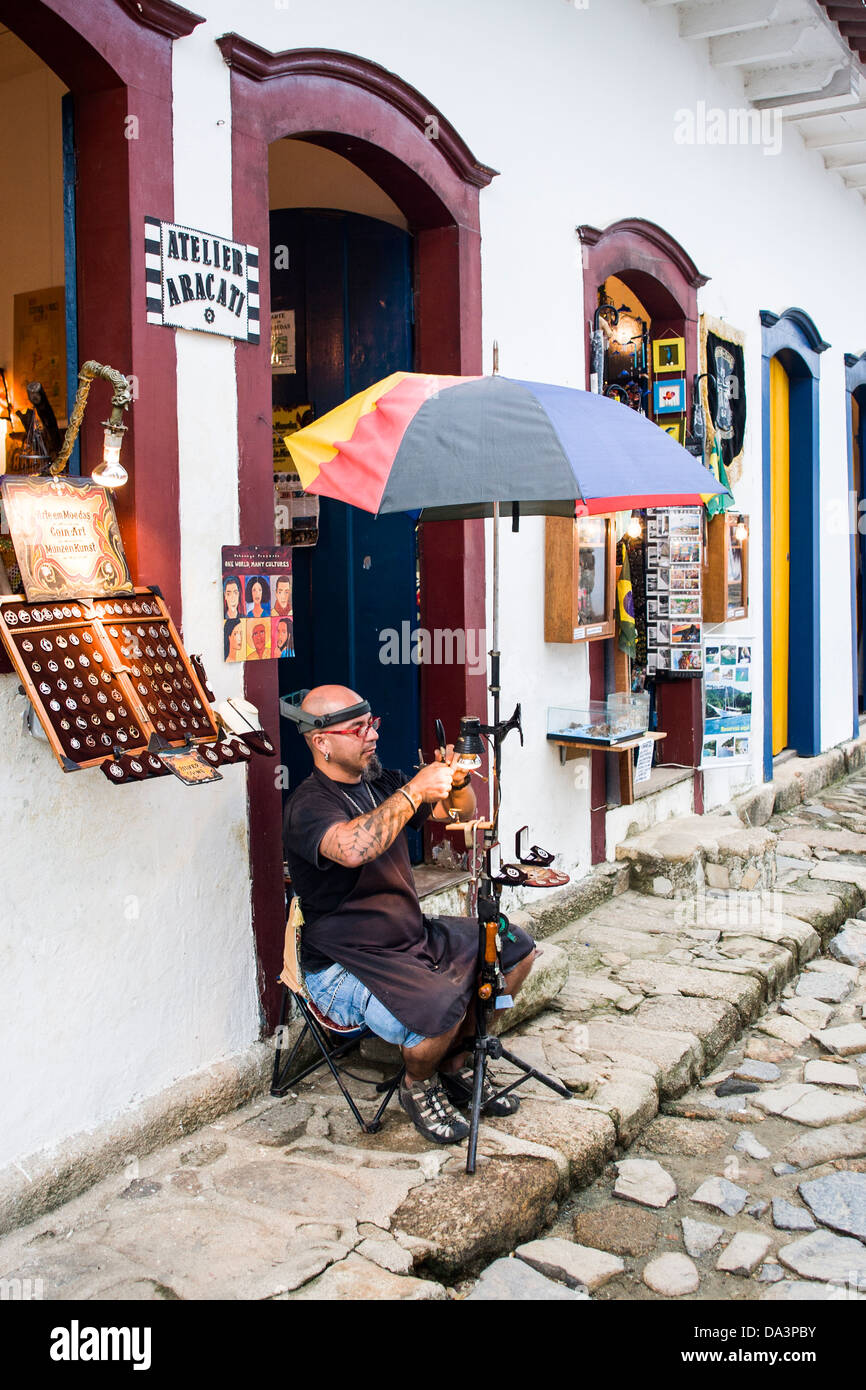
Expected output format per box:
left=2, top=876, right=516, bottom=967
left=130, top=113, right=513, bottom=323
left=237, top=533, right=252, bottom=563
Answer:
left=491, top=499, right=500, bottom=831
left=465, top=501, right=571, bottom=1175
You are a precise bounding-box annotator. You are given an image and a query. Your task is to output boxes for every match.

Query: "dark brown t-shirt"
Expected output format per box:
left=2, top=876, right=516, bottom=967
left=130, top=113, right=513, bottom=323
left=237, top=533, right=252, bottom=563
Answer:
left=282, top=766, right=533, bottom=1037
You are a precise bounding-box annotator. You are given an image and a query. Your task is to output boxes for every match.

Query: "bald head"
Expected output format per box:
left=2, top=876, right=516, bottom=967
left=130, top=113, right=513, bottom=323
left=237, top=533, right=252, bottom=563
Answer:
left=299, top=685, right=379, bottom=781
left=300, top=685, right=364, bottom=757
left=301, top=685, right=362, bottom=724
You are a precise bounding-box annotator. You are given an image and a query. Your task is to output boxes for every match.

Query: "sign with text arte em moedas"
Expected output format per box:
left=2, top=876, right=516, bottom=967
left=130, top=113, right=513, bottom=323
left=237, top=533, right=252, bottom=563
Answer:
left=144, top=217, right=260, bottom=343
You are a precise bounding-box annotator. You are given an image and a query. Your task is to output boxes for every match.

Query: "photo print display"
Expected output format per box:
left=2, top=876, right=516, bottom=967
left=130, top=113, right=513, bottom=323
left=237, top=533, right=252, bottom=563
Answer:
left=702, top=637, right=753, bottom=766
left=643, top=507, right=703, bottom=676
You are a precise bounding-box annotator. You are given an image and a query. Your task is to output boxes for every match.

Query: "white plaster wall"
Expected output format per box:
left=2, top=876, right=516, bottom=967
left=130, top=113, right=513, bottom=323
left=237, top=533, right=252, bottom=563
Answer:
left=6, top=0, right=866, bottom=1167
left=0, top=23, right=258, bottom=1170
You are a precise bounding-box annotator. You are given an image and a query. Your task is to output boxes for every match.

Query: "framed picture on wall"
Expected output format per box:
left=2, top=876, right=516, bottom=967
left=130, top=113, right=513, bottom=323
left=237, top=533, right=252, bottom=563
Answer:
left=660, top=416, right=686, bottom=444
left=653, top=379, right=686, bottom=414
left=652, top=336, right=685, bottom=374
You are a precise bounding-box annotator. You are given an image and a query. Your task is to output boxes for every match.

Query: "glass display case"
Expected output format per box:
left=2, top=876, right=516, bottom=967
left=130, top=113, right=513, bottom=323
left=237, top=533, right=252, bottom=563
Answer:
left=545, top=513, right=616, bottom=642
left=703, top=513, right=749, bottom=622
left=607, top=691, right=650, bottom=729
left=547, top=700, right=649, bottom=746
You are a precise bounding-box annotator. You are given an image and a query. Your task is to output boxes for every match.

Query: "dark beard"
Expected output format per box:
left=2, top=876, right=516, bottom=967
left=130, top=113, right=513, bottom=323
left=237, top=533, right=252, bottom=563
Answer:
left=361, top=753, right=382, bottom=783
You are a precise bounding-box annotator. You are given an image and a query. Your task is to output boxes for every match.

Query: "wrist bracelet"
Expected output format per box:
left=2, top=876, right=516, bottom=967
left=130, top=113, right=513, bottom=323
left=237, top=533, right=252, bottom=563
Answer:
left=399, top=786, right=420, bottom=813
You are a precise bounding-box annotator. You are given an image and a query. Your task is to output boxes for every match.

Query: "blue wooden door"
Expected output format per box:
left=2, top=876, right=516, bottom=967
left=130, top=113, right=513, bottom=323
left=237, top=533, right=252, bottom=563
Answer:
left=271, top=210, right=421, bottom=851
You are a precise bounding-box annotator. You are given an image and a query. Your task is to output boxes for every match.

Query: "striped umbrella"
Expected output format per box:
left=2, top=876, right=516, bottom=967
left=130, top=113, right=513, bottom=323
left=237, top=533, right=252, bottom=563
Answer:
left=284, top=371, right=727, bottom=518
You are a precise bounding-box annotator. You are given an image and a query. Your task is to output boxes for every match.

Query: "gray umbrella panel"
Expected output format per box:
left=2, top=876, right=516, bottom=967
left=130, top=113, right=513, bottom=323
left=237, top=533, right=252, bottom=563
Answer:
left=375, top=375, right=724, bottom=518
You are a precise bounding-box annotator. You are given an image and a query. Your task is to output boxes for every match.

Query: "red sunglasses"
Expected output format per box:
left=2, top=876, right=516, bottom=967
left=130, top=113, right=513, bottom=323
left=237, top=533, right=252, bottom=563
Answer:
left=327, top=715, right=381, bottom=740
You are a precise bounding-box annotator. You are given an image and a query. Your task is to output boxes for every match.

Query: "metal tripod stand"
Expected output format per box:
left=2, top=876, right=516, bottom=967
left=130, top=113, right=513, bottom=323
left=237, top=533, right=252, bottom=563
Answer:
left=460, top=501, right=573, bottom=1175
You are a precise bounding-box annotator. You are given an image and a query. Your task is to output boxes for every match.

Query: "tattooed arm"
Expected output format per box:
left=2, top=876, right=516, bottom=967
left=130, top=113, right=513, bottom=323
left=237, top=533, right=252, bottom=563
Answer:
left=319, top=762, right=453, bottom=869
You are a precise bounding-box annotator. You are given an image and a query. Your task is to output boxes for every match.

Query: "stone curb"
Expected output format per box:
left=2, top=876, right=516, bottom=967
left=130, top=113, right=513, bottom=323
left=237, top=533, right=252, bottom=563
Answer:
left=0, top=1042, right=273, bottom=1238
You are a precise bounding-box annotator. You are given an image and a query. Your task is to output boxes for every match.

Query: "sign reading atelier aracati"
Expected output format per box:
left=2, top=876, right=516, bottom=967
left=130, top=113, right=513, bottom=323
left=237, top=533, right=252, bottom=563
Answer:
left=144, top=217, right=260, bottom=343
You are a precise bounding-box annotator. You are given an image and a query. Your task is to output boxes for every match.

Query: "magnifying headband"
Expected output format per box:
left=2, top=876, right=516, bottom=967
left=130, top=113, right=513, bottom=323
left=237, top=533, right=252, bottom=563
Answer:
left=281, top=690, right=371, bottom=735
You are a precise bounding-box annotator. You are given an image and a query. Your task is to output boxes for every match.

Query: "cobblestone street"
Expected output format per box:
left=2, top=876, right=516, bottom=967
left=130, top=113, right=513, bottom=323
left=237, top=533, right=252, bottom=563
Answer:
left=3, top=756, right=866, bottom=1303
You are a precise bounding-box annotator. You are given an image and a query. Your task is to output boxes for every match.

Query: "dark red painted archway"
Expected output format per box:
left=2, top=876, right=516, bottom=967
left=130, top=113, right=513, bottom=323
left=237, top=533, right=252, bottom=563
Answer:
left=218, top=38, right=496, bottom=1025
left=578, top=219, right=710, bottom=859
left=0, top=0, right=200, bottom=622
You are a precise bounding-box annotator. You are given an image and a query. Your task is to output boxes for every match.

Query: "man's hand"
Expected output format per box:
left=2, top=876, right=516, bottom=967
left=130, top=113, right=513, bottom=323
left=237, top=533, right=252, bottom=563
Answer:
left=406, top=760, right=454, bottom=805
left=429, top=743, right=477, bottom=822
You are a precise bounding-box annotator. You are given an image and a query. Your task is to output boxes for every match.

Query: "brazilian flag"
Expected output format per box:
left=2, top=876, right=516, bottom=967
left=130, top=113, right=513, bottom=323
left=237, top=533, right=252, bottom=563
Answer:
left=617, top=542, right=636, bottom=658
left=705, top=432, right=735, bottom=518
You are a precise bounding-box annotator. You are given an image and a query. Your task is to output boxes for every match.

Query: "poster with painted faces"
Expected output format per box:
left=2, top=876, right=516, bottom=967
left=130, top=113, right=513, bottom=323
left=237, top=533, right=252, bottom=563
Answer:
left=221, top=545, right=295, bottom=663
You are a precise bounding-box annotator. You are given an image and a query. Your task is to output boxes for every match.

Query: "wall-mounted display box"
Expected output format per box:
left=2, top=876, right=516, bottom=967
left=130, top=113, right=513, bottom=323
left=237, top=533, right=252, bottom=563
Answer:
left=545, top=513, right=616, bottom=643
left=703, top=513, right=749, bottom=622
left=547, top=700, right=648, bottom=746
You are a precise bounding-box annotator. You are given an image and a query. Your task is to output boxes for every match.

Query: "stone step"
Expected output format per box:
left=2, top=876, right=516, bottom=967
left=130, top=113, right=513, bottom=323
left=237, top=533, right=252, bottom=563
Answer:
left=615, top=815, right=777, bottom=898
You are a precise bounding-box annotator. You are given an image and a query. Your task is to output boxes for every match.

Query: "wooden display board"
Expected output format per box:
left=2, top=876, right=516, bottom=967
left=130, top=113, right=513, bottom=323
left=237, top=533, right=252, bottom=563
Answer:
left=0, top=588, right=218, bottom=773
left=703, top=512, right=749, bottom=622
left=545, top=514, right=616, bottom=643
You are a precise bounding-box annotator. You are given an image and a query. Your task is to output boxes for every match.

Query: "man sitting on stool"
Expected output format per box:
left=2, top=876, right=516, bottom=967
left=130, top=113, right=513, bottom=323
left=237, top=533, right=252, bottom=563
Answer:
left=282, top=685, right=536, bottom=1145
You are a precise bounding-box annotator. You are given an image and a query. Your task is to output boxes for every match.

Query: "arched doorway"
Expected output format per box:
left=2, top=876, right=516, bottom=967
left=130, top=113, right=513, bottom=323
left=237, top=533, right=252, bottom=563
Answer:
left=218, top=39, right=496, bottom=1024
left=578, top=218, right=709, bottom=860
left=760, top=308, right=828, bottom=780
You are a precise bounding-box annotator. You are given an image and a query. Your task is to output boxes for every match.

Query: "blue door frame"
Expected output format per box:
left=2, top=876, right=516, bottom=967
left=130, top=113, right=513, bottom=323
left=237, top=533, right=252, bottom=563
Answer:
left=760, top=308, right=828, bottom=783
left=846, top=352, right=866, bottom=739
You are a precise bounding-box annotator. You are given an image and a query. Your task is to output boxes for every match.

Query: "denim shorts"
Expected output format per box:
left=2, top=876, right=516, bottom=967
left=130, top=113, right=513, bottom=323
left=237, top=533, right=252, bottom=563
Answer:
left=304, top=962, right=427, bottom=1050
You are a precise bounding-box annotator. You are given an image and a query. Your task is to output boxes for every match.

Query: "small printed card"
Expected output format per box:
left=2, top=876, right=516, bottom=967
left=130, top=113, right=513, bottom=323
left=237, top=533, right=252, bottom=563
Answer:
left=635, top=737, right=654, bottom=784
left=159, top=748, right=223, bottom=785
